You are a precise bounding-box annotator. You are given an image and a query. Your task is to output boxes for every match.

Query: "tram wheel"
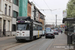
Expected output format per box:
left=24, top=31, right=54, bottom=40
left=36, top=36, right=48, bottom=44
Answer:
left=33, top=36, right=37, bottom=40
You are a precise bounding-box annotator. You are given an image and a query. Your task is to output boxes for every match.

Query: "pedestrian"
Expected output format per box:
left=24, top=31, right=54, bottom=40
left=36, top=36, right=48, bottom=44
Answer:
left=61, top=30, right=63, bottom=34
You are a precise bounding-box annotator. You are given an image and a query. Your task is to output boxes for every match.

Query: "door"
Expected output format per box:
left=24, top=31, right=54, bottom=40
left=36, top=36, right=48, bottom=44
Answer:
left=3, top=20, right=6, bottom=36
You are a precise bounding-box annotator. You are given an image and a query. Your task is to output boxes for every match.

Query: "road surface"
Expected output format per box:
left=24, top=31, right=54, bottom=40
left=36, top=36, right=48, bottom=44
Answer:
left=0, top=34, right=59, bottom=50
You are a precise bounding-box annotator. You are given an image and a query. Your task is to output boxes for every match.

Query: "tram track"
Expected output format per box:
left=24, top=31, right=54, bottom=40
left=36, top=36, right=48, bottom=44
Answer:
left=26, top=36, right=57, bottom=50
left=3, top=37, right=45, bottom=50
left=3, top=42, right=24, bottom=50
left=25, top=35, right=58, bottom=50
left=25, top=39, right=46, bottom=50
left=1, top=36, right=57, bottom=50
left=25, top=39, right=54, bottom=50
left=0, top=42, right=15, bottom=47
left=4, top=38, right=54, bottom=50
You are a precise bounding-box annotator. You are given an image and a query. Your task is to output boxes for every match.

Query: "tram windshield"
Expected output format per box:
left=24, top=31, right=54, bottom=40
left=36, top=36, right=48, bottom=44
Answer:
left=45, top=27, right=51, bottom=32
left=17, top=23, right=30, bottom=30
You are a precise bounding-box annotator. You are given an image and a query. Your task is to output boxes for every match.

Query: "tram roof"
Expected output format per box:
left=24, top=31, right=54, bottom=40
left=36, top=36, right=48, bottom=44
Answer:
left=17, top=16, right=42, bottom=24
left=17, top=17, right=33, bottom=21
left=33, top=21, right=42, bottom=24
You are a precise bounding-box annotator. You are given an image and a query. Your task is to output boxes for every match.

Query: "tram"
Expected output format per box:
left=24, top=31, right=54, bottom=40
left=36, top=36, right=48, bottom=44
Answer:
left=16, top=17, right=43, bottom=41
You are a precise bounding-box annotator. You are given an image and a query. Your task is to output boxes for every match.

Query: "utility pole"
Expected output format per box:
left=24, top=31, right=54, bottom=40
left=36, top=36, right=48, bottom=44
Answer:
left=56, top=15, right=57, bottom=28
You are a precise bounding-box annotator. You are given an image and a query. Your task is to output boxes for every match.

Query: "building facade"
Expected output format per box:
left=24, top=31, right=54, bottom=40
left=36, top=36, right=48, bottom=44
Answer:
left=31, top=2, right=35, bottom=20
left=12, top=0, right=19, bottom=35
left=0, top=0, right=45, bottom=36
left=27, top=1, right=31, bottom=18
left=39, top=13, right=45, bottom=30
left=0, top=0, right=13, bottom=36
left=19, top=0, right=28, bottom=17
left=31, top=2, right=45, bottom=30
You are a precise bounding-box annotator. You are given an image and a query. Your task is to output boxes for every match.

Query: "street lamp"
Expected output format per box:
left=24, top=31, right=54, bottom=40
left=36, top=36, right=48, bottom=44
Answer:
left=56, top=15, right=57, bottom=28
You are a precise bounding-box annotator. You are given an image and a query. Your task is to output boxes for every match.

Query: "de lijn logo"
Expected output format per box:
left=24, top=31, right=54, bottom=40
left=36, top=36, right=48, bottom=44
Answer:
left=54, top=45, right=74, bottom=49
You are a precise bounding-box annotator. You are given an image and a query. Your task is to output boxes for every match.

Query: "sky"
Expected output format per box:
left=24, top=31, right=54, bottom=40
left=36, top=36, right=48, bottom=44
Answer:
left=29, top=0, right=69, bottom=25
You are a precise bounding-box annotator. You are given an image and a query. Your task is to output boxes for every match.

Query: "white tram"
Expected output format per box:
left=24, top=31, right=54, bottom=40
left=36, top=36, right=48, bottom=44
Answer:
left=16, top=17, right=43, bottom=41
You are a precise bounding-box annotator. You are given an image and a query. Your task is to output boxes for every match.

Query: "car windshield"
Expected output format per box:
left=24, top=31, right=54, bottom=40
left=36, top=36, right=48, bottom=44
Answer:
left=17, top=23, right=30, bottom=30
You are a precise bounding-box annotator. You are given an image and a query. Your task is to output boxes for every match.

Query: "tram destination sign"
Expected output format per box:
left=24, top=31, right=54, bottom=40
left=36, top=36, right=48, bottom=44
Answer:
left=16, top=21, right=30, bottom=23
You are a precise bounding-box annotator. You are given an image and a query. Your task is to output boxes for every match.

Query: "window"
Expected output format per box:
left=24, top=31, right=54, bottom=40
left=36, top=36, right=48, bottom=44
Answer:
left=13, top=0, right=18, bottom=6
left=0, top=19, right=1, bottom=29
left=33, top=24, right=42, bottom=30
left=40, top=14, right=44, bottom=19
left=38, top=26, right=42, bottom=30
left=8, top=21, right=10, bottom=31
left=13, top=11, right=18, bottom=18
left=33, top=24, right=38, bottom=30
left=12, top=24, right=16, bottom=31
left=3, top=20, right=6, bottom=29
left=5, top=4, right=7, bottom=15
left=9, top=6, right=11, bottom=16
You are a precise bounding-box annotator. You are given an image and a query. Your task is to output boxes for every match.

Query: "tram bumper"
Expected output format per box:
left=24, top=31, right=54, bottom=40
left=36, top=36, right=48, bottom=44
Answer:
left=16, top=37, right=30, bottom=41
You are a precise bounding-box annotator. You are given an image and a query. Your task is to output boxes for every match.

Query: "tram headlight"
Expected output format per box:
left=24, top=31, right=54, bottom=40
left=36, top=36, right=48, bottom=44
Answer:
left=17, top=32, right=19, bottom=33
left=23, top=34, right=24, bottom=36
left=22, top=32, right=25, bottom=33
left=17, top=34, right=18, bottom=36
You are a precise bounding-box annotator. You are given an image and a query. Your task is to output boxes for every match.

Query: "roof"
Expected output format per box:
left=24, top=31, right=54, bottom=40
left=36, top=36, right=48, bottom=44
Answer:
left=63, top=18, right=75, bottom=23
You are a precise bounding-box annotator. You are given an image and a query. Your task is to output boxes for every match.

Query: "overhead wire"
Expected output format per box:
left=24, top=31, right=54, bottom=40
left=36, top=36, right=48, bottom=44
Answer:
left=43, top=0, right=52, bottom=12
left=43, top=0, right=62, bottom=24
left=31, top=0, right=62, bottom=24
left=32, top=0, right=46, bottom=15
left=32, top=0, right=34, bottom=2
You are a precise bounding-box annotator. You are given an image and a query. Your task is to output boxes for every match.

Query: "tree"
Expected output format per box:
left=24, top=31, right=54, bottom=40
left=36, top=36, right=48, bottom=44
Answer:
left=67, top=0, right=75, bottom=17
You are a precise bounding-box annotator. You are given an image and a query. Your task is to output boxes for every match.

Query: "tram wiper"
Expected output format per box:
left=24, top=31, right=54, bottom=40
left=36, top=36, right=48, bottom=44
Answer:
left=20, top=29, right=22, bottom=31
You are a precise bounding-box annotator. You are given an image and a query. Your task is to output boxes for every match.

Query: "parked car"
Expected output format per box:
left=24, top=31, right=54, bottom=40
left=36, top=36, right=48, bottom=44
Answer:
left=45, top=30, right=55, bottom=38
left=53, top=30, right=59, bottom=35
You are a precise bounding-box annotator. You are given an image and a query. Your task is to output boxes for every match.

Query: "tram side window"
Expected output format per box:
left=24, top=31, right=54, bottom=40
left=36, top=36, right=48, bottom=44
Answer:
left=33, top=24, right=38, bottom=30
left=38, top=26, right=42, bottom=30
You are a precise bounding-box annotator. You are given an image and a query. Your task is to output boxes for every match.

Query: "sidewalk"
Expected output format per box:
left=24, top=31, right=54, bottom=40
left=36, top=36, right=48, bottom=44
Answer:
left=48, top=33, right=70, bottom=50
left=0, top=36, right=15, bottom=41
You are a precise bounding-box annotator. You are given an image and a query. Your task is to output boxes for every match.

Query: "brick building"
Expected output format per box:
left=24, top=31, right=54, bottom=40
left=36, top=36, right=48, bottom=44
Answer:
left=27, top=1, right=32, bottom=18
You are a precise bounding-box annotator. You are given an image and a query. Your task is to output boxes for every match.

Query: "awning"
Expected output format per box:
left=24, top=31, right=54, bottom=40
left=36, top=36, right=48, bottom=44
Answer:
left=63, top=18, right=75, bottom=23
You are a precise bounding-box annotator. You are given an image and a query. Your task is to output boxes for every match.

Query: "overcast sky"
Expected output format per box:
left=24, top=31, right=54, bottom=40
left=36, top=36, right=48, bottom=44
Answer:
left=29, top=0, right=69, bottom=25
